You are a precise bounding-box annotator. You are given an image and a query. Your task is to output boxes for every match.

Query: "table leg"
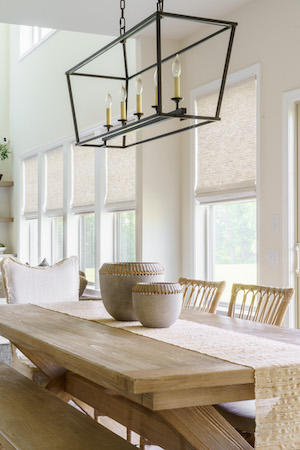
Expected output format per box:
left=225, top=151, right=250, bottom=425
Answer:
left=65, top=373, right=253, bottom=450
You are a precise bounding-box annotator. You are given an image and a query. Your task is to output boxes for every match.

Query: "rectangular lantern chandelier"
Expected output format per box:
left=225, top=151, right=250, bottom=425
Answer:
left=66, top=1, right=237, bottom=149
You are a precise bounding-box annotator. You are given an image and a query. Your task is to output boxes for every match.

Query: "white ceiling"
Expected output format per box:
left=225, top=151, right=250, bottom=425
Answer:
left=0, top=0, right=251, bottom=38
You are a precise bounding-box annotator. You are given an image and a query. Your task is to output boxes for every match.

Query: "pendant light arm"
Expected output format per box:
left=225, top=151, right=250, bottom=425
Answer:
left=157, top=0, right=164, bottom=12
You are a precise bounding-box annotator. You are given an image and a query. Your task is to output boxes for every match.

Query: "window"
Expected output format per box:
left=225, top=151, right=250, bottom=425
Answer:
left=50, top=216, right=64, bottom=265
left=19, top=25, right=55, bottom=57
left=114, top=210, right=136, bottom=262
left=72, top=145, right=95, bottom=284
left=198, top=200, right=257, bottom=300
left=19, top=129, right=137, bottom=291
left=195, top=75, right=257, bottom=306
left=45, top=148, right=64, bottom=265
left=105, top=147, right=136, bottom=261
left=78, top=213, right=95, bottom=284
left=46, top=147, right=64, bottom=211
left=23, top=219, right=38, bottom=266
left=23, top=156, right=38, bottom=215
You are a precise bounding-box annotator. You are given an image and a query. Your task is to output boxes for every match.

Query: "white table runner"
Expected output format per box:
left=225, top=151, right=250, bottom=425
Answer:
left=41, top=302, right=300, bottom=449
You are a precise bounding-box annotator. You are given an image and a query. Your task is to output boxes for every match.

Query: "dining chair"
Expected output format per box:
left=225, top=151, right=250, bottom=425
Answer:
left=179, top=277, right=226, bottom=313
left=216, top=282, right=294, bottom=446
left=0, top=256, right=79, bottom=384
left=227, top=283, right=294, bottom=326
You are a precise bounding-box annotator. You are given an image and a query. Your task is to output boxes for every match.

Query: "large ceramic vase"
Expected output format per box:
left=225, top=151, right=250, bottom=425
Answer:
left=132, top=282, right=183, bottom=328
left=99, top=262, right=165, bottom=321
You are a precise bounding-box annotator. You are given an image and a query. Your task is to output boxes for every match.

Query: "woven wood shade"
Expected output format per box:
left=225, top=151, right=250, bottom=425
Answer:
left=24, top=156, right=38, bottom=214
left=46, top=147, right=63, bottom=211
left=105, top=134, right=136, bottom=209
left=72, top=145, right=95, bottom=208
left=195, top=77, right=256, bottom=201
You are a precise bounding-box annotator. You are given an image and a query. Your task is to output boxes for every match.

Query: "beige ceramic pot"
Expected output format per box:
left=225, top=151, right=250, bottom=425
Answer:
left=99, top=262, right=165, bottom=321
left=132, top=282, right=183, bottom=328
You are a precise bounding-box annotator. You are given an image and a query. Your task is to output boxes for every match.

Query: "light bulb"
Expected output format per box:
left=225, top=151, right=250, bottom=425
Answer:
left=172, top=54, right=181, bottom=78
left=105, top=93, right=112, bottom=108
left=136, top=77, right=143, bottom=95
left=120, top=85, right=127, bottom=102
left=154, top=69, right=158, bottom=87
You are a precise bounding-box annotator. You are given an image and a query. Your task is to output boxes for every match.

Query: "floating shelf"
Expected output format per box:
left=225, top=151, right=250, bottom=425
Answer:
left=0, top=181, right=13, bottom=187
left=0, top=218, right=13, bottom=223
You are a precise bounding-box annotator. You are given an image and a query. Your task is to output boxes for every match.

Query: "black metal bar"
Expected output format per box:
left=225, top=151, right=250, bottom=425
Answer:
left=161, top=11, right=238, bottom=27
left=76, top=107, right=221, bottom=147
left=88, top=120, right=214, bottom=149
left=66, top=12, right=157, bottom=74
left=122, top=40, right=129, bottom=148
left=71, top=73, right=126, bottom=81
left=66, top=74, right=80, bottom=143
left=160, top=112, right=220, bottom=121
left=216, top=25, right=236, bottom=117
left=128, top=26, right=229, bottom=81
left=122, top=120, right=214, bottom=148
left=156, top=12, right=162, bottom=114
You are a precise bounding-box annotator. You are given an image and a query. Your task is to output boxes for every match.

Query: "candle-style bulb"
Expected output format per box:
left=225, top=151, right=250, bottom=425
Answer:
left=136, top=77, right=143, bottom=115
left=120, top=86, right=127, bottom=121
left=105, top=93, right=112, bottom=127
left=154, top=69, right=158, bottom=87
left=172, top=54, right=181, bottom=78
left=120, top=85, right=127, bottom=102
left=136, top=77, right=143, bottom=95
left=105, top=93, right=112, bottom=108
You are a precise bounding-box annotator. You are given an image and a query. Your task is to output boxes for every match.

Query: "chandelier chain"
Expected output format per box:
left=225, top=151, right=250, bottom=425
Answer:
left=120, top=0, right=126, bottom=35
left=157, top=0, right=164, bottom=12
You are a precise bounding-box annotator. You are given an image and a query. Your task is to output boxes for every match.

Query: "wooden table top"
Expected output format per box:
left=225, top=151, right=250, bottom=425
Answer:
left=0, top=302, right=299, bottom=400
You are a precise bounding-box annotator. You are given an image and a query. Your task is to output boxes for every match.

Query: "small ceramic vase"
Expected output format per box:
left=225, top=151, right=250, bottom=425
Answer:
left=132, top=282, right=183, bottom=328
left=99, top=262, right=165, bottom=321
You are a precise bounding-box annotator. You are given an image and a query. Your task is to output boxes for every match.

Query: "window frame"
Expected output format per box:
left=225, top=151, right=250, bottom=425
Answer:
left=18, top=124, right=138, bottom=294
left=191, top=65, right=261, bottom=300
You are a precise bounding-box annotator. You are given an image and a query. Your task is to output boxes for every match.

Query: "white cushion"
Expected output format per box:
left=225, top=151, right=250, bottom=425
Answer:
left=215, top=400, right=256, bottom=433
left=1, top=256, right=79, bottom=304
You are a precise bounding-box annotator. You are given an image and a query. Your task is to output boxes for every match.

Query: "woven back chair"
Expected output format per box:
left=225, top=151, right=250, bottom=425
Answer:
left=179, top=277, right=226, bottom=313
left=227, top=283, right=294, bottom=326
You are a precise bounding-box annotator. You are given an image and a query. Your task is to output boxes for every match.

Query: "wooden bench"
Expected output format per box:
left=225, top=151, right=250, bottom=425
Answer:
left=0, top=363, right=134, bottom=449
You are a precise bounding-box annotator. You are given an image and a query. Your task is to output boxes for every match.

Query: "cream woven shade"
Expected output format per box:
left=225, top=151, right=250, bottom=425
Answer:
left=105, top=146, right=136, bottom=209
left=72, top=145, right=95, bottom=208
left=46, top=147, right=63, bottom=211
left=195, top=77, right=256, bottom=200
left=24, top=156, right=38, bottom=214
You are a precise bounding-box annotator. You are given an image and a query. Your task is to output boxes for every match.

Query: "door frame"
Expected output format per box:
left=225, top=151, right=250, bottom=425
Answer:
left=282, top=89, right=300, bottom=328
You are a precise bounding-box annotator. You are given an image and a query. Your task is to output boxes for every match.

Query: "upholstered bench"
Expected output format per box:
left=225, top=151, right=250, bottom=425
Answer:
left=0, top=363, right=134, bottom=449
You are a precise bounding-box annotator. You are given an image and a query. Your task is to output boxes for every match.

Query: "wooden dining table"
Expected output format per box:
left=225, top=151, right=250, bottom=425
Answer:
left=0, top=301, right=299, bottom=450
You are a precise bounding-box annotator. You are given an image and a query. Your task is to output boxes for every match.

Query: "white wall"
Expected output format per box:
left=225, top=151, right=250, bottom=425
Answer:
left=136, top=37, right=182, bottom=281
left=5, top=0, right=300, bottom=287
left=9, top=27, right=136, bottom=154
left=6, top=25, right=182, bottom=281
left=181, top=0, right=300, bottom=290
left=0, top=23, right=12, bottom=251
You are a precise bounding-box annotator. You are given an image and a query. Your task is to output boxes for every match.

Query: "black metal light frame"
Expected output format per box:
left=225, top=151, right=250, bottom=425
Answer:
left=66, top=11, right=237, bottom=149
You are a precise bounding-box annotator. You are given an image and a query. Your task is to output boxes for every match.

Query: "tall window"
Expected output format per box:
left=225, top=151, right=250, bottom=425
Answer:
left=105, top=146, right=136, bottom=262
left=195, top=77, right=257, bottom=303
left=23, top=156, right=39, bottom=265
left=19, top=26, right=55, bottom=57
left=72, top=145, right=95, bottom=284
left=115, top=210, right=136, bottom=262
left=45, top=147, right=64, bottom=264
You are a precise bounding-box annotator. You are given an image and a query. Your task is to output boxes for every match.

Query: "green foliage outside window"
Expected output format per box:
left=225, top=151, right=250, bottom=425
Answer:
left=215, top=201, right=256, bottom=265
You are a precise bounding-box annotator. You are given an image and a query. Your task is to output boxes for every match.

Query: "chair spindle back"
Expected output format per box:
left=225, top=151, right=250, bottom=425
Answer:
left=228, top=283, right=294, bottom=326
left=179, top=278, right=225, bottom=313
